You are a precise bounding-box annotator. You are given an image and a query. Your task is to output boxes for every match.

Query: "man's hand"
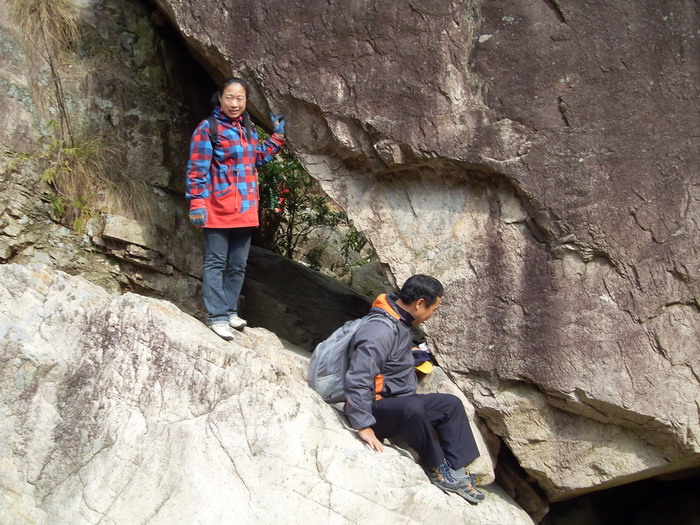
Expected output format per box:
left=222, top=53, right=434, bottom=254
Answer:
left=358, top=427, right=384, bottom=452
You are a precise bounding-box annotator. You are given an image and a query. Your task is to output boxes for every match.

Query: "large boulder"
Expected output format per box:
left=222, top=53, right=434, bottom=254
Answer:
left=154, top=0, right=699, bottom=502
left=0, top=263, right=531, bottom=524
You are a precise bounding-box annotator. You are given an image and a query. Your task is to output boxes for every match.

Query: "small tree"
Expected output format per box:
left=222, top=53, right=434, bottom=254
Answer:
left=256, top=131, right=369, bottom=268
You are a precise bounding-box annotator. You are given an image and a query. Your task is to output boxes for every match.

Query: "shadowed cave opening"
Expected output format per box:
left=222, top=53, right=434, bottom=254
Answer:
left=542, top=474, right=700, bottom=525
left=498, top=439, right=700, bottom=524
left=148, top=2, right=699, bottom=523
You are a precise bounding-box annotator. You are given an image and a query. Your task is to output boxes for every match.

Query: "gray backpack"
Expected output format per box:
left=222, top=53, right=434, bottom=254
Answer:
left=307, top=313, right=398, bottom=404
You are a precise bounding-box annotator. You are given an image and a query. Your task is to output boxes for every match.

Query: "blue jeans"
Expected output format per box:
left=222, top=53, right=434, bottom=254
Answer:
left=202, top=227, right=252, bottom=324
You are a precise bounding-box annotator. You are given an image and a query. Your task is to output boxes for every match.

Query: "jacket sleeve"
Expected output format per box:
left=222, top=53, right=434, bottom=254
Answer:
left=255, top=133, right=285, bottom=168
left=185, top=120, right=213, bottom=210
left=344, top=319, right=395, bottom=430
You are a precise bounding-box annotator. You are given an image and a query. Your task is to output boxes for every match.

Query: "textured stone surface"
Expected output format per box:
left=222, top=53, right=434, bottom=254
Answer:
left=0, top=264, right=533, bottom=525
left=349, top=260, right=394, bottom=300
left=242, top=246, right=373, bottom=349
left=1, top=0, right=697, bottom=512
left=153, top=0, right=699, bottom=502
left=0, top=0, right=209, bottom=317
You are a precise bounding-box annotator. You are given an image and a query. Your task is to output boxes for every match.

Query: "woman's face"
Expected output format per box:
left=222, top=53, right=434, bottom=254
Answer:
left=219, top=82, right=247, bottom=119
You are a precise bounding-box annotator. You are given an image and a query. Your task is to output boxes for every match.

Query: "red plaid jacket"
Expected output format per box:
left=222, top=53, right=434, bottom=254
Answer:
left=186, top=108, right=285, bottom=228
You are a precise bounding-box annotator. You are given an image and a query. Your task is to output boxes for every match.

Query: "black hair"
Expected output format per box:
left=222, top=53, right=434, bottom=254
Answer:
left=398, top=274, right=444, bottom=306
left=211, top=77, right=254, bottom=141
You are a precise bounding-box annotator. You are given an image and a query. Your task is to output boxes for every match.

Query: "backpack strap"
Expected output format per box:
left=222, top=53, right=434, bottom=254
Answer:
left=365, top=312, right=399, bottom=335
left=207, top=115, right=219, bottom=147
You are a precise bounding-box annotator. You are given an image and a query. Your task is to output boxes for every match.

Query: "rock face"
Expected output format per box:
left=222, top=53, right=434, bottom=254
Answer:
left=1, top=0, right=697, bottom=516
left=243, top=246, right=372, bottom=349
left=0, top=264, right=533, bottom=525
left=0, top=0, right=211, bottom=317
left=154, top=0, right=699, bottom=504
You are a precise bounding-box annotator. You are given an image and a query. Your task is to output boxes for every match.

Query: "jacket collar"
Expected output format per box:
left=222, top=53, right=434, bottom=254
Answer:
left=213, top=106, right=243, bottom=125
left=371, top=293, right=415, bottom=327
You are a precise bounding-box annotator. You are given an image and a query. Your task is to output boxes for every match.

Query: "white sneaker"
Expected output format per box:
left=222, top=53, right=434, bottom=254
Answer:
left=210, top=322, right=234, bottom=341
left=229, top=314, right=247, bottom=330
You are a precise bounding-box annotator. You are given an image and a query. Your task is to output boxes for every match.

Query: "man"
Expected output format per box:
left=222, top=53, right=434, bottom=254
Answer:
left=344, top=274, right=484, bottom=504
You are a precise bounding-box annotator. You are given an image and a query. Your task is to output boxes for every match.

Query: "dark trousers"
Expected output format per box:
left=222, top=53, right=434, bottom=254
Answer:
left=371, top=393, right=479, bottom=469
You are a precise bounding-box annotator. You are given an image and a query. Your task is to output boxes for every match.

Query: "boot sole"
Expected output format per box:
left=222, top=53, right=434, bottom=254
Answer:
left=434, top=483, right=483, bottom=505
left=456, top=487, right=484, bottom=505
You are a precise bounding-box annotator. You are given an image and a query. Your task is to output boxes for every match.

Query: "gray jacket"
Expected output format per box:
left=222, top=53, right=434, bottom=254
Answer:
left=344, top=293, right=417, bottom=429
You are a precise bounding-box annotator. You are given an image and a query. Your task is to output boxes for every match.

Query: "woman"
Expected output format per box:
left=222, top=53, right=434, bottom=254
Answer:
left=186, top=77, right=286, bottom=340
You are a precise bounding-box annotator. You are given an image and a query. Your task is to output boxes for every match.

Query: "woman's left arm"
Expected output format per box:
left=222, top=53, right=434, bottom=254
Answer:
left=255, top=133, right=286, bottom=167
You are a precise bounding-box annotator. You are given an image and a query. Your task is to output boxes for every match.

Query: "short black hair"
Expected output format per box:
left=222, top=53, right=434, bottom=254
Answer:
left=398, top=274, right=444, bottom=306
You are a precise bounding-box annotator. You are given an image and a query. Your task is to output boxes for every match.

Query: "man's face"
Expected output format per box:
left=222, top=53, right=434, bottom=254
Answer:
left=412, top=296, right=442, bottom=326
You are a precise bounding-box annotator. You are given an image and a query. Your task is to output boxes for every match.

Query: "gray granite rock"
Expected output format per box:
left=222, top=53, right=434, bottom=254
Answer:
left=0, top=264, right=533, bottom=525
left=152, top=0, right=699, bottom=502
left=1, top=0, right=697, bottom=510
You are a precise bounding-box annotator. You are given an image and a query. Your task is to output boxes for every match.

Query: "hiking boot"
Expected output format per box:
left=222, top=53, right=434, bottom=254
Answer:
left=452, top=468, right=485, bottom=504
left=210, top=322, right=234, bottom=341
left=229, top=314, right=247, bottom=330
left=426, top=460, right=462, bottom=494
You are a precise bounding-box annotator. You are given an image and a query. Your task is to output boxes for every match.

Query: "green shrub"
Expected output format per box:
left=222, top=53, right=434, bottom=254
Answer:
left=257, top=129, right=370, bottom=269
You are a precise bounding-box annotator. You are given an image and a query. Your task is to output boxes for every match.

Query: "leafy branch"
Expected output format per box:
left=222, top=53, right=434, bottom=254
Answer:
left=257, top=130, right=370, bottom=270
